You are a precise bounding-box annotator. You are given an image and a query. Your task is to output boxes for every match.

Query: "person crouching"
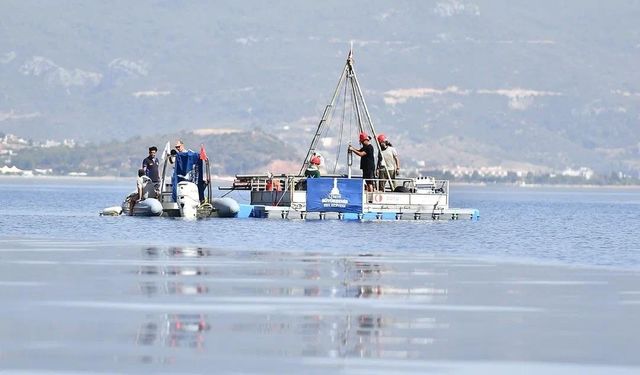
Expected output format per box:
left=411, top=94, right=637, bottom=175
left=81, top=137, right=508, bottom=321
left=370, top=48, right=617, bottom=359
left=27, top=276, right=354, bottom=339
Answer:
left=128, top=168, right=149, bottom=215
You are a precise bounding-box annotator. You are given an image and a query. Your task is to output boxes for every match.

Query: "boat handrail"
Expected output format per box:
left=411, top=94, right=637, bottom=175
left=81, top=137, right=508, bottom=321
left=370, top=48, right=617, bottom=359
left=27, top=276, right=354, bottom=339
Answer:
left=221, top=174, right=448, bottom=195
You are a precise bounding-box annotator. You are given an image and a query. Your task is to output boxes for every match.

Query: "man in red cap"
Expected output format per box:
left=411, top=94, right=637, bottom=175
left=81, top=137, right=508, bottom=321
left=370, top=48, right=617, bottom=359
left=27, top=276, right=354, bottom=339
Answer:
left=376, top=134, right=400, bottom=191
left=348, top=132, right=376, bottom=192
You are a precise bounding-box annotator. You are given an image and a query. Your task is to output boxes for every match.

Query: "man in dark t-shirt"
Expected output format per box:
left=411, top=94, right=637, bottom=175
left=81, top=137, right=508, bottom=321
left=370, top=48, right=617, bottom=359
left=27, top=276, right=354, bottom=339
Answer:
left=142, top=146, right=160, bottom=183
left=348, top=132, right=376, bottom=192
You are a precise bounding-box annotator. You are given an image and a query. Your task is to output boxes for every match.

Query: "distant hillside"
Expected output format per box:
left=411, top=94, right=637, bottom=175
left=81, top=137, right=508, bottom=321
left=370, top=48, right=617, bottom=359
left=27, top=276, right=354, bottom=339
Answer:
left=11, top=130, right=302, bottom=176
left=0, top=1, right=639, bottom=174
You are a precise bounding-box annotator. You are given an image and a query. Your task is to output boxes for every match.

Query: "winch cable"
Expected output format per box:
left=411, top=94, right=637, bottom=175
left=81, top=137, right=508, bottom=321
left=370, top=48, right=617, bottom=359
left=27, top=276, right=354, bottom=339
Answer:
left=349, top=76, right=363, bottom=135
left=351, top=66, right=392, bottom=190
left=298, top=63, right=349, bottom=176
left=220, top=189, right=234, bottom=198
left=274, top=177, right=291, bottom=207
left=321, top=107, right=333, bottom=139
left=316, top=88, right=338, bottom=171
left=333, top=79, right=349, bottom=174
left=349, top=82, right=355, bottom=148
left=219, top=189, right=249, bottom=203
left=346, top=81, right=356, bottom=175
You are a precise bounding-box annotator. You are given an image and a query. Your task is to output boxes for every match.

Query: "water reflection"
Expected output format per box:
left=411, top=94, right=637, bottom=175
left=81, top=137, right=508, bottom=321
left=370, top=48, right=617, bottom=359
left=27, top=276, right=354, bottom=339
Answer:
left=133, top=247, right=214, bottom=352
left=129, top=246, right=447, bottom=360
left=136, top=247, right=210, bottom=279
left=136, top=265, right=208, bottom=277
left=136, top=314, right=210, bottom=349
left=137, top=281, right=209, bottom=296
left=343, top=254, right=384, bottom=298
left=338, top=313, right=444, bottom=359
left=143, top=246, right=212, bottom=258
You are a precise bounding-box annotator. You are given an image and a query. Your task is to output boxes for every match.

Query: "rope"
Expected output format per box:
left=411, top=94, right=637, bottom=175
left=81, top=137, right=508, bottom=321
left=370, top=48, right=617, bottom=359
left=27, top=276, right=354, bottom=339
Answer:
left=333, top=78, right=348, bottom=173
left=274, top=177, right=291, bottom=206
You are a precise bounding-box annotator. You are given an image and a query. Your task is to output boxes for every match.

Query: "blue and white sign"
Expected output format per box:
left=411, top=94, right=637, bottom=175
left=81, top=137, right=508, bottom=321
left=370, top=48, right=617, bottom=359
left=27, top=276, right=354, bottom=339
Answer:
left=306, top=178, right=363, bottom=213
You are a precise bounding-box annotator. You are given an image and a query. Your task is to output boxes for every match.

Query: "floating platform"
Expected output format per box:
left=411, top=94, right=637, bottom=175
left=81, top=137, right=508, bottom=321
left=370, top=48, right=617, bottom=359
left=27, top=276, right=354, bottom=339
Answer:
left=222, top=176, right=479, bottom=222
left=236, top=204, right=479, bottom=221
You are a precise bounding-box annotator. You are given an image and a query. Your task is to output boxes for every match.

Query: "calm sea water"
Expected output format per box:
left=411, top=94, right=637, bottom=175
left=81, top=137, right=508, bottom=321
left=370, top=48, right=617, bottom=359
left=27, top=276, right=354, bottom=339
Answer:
left=1, top=177, right=639, bottom=374
left=1, top=178, right=638, bottom=268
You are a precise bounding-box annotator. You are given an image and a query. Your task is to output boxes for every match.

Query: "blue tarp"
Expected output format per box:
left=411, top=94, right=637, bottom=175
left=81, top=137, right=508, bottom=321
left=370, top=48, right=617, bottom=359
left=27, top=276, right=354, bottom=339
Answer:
left=172, top=151, right=206, bottom=202
left=306, top=178, right=363, bottom=213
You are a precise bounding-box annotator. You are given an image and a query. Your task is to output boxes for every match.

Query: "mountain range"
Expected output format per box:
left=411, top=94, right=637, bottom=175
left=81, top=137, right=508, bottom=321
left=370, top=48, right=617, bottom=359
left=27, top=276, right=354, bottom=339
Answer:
left=0, top=0, right=638, bottom=174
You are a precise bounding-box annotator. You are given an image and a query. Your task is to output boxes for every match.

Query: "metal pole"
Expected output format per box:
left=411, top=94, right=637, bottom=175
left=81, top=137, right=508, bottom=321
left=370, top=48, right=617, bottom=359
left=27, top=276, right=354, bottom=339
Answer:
left=159, top=153, right=169, bottom=203
left=298, top=62, right=350, bottom=176
left=351, top=69, right=393, bottom=190
left=347, top=146, right=353, bottom=178
left=206, top=159, right=212, bottom=203
left=348, top=75, right=364, bottom=134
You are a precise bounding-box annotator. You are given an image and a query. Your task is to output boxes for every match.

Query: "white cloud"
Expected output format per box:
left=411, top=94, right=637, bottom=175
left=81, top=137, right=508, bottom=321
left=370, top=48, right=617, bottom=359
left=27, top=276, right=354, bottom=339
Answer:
left=477, top=89, right=562, bottom=110
left=109, top=58, right=149, bottom=77
left=20, top=56, right=102, bottom=87
left=1, top=51, right=16, bottom=64
left=132, top=90, right=170, bottom=98
left=384, top=86, right=470, bottom=105
left=0, top=110, right=41, bottom=122
left=434, top=1, right=480, bottom=17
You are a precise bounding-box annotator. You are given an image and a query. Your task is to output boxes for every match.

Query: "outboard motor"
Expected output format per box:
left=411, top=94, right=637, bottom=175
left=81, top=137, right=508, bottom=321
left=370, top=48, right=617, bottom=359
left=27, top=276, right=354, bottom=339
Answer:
left=177, top=181, right=200, bottom=219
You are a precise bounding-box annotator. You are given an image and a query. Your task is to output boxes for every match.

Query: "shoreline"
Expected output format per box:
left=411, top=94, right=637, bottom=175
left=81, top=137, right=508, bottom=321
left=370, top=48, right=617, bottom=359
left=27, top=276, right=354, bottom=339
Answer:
left=0, top=174, right=236, bottom=183
left=1, top=174, right=639, bottom=189
left=0, top=174, right=131, bottom=183
left=450, top=181, right=640, bottom=189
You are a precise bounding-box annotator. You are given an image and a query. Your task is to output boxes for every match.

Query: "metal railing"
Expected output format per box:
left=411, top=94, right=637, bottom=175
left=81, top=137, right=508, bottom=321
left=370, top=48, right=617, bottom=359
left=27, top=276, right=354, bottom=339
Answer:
left=224, top=175, right=448, bottom=196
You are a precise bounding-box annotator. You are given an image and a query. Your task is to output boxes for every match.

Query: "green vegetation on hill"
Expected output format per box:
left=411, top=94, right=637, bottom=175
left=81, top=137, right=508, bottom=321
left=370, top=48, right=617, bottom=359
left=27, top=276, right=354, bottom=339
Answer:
left=12, top=130, right=302, bottom=177
left=1, top=1, right=639, bottom=175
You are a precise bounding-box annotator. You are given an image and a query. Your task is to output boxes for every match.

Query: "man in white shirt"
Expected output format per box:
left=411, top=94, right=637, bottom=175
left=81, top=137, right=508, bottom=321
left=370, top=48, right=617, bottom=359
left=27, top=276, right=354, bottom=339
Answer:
left=376, top=134, right=400, bottom=191
left=128, top=168, right=155, bottom=215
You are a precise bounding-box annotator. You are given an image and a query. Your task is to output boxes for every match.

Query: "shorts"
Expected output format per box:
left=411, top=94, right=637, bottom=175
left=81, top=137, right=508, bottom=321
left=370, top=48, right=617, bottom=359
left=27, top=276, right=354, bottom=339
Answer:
left=363, top=168, right=375, bottom=185
left=378, top=168, right=396, bottom=180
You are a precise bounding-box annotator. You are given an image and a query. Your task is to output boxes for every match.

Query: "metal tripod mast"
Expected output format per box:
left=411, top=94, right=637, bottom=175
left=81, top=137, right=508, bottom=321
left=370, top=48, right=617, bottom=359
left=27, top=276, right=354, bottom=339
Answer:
left=299, top=47, right=391, bottom=187
left=298, top=57, right=349, bottom=176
